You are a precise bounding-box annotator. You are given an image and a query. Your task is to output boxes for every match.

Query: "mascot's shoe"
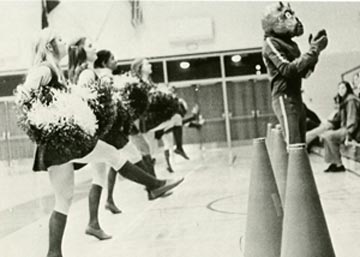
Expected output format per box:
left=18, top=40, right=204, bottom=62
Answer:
left=148, top=178, right=184, bottom=200
left=105, top=202, right=122, bottom=214
left=85, top=226, right=112, bottom=240
left=174, top=148, right=189, bottom=160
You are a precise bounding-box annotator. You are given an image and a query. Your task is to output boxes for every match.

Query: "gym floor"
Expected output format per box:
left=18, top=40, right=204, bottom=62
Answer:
left=0, top=144, right=359, bottom=257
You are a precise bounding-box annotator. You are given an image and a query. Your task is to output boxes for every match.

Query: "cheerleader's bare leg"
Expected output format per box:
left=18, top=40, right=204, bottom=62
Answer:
left=47, top=162, right=75, bottom=257
left=76, top=140, right=183, bottom=206
left=129, top=133, right=157, bottom=177
left=86, top=163, right=112, bottom=240
left=162, top=133, right=174, bottom=173
left=105, top=168, right=122, bottom=214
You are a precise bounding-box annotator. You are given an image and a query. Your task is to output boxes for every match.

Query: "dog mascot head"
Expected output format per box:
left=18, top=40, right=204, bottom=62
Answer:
left=261, top=2, right=304, bottom=38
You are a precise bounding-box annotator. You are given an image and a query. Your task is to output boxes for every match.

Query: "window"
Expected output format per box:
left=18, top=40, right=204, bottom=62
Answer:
left=0, top=74, right=26, bottom=97
left=224, top=52, right=266, bottom=77
left=150, top=62, right=164, bottom=83
left=113, top=64, right=131, bottom=75
left=167, top=57, right=221, bottom=82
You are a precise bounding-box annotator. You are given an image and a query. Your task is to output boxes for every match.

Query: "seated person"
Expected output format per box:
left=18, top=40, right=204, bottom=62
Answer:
left=304, top=103, right=322, bottom=149
left=321, top=81, right=360, bottom=172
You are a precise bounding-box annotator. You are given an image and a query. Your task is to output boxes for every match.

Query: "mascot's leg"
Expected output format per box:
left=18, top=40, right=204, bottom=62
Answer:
left=272, top=95, right=305, bottom=145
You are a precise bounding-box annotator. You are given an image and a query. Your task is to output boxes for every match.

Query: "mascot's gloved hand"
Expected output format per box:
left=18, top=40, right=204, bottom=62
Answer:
left=308, top=29, right=328, bottom=53
left=302, top=30, right=328, bottom=78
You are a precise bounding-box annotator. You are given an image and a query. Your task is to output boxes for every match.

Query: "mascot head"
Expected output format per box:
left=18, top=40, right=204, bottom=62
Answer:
left=261, top=2, right=304, bottom=38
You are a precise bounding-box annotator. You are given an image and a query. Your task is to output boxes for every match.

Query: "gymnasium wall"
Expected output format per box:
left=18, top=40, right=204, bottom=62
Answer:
left=0, top=1, right=360, bottom=119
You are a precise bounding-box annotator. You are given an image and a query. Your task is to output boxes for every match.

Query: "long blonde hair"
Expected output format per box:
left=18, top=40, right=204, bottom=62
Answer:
left=131, top=57, right=146, bottom=79
left=31, top=28, right=65, bottom=82
left=68, top=37, right=88, bottom=84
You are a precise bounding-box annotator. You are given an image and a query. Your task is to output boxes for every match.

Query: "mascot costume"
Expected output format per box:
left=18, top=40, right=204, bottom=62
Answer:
left=261, top=2, right=328, bottom=144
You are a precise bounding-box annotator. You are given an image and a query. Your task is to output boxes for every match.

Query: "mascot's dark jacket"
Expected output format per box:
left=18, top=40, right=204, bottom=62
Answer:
left=262, top=34, right=319, bottom=100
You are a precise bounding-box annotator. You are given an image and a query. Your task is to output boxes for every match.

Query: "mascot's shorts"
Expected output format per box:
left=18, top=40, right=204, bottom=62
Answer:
left=272, top=95, right=306, bottom=145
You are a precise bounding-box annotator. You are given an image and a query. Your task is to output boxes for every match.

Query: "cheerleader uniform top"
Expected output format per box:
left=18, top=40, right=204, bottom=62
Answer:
left=31, top=65, right=96, bottom=172
left=139, top=80, right=181, bottom=133
left=95, top=68, right=143, bottom=140
left=83, top=68, right=129, bottom=149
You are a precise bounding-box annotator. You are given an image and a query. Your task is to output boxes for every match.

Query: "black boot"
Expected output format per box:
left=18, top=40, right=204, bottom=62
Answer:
left=47, top=211, right=67, bottom=257
left=164, top=149, right=174, bottom=173
left=141, top=155, right=157, bottom=177
left=105, top=168, right=122, bottom=214
left=172, top=126, right=189, bottom=160
left=86, top=184, right=112, bottom=240
left=118, top=161, right=163, bottom=189
left=117, top=161, right=184, bottom=200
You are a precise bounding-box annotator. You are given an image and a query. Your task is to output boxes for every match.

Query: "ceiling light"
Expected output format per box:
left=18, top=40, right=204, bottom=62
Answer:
left=180, top=61, right=190, bottom=69
left=231, top=55, right=241, bottom=63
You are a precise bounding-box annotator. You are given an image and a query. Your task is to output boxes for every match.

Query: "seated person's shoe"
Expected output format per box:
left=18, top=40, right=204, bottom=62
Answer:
left=148, top=178, right=184, bottom=200
left=331, top=165, right=346, bottom=172
left=85, top=226, right=112, bottom=240
left=324, top=164, right=336, bottom=172
left=105, top=202, right=122, bottom=214
left=324, top=164, right=346, bottom=172
left=174, top=148, right=189, bottom=160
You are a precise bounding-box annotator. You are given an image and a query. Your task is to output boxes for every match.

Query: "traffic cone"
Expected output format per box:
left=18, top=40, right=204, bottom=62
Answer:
left=268, top=128, right=279, bottom=161
left=281, top=144, right=336, bottom=257
left=266, top=123, right=273, bottom=144
left=243, top=138, right=283, bottom=257
left=266, top=123, right=273, bottom=157
left=271, top=128, right=288, bottom=205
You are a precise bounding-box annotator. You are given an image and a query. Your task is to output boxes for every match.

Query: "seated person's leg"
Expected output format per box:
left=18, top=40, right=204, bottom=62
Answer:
left=322, top=128, right=347, bottom=172
left=306, top=121, right=334, bottom=145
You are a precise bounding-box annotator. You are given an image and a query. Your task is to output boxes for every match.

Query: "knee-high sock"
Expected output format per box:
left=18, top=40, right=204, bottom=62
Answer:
left=172, top=126, right=184, bottom=150
left=141, top=155, right=156, bottom=177
left=107, top=168, right=117, bottom=204
left=117, top=161, right=164, bottom=190
left=47, top=211, right=67, bottom=257
left=88, top=184, right=102, bottom=229
left=164, top=149, right=174, bottom=172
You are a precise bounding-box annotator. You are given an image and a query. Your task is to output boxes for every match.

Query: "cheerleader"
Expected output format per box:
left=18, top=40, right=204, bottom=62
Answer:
left=16, top=29, right=183, bottom=257
left=155, top=98, right=204, bottom=173
left=130, top=58, right=193, bottom=161
left=93, top=50, right=121, bottom=214
left=93, top=49, right=158, bottom=215
left=68, top=39, right=184, bottom=240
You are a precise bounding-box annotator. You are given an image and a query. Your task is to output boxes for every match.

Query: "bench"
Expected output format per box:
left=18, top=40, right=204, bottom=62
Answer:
left=311, top=141, right=360, bottom=175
